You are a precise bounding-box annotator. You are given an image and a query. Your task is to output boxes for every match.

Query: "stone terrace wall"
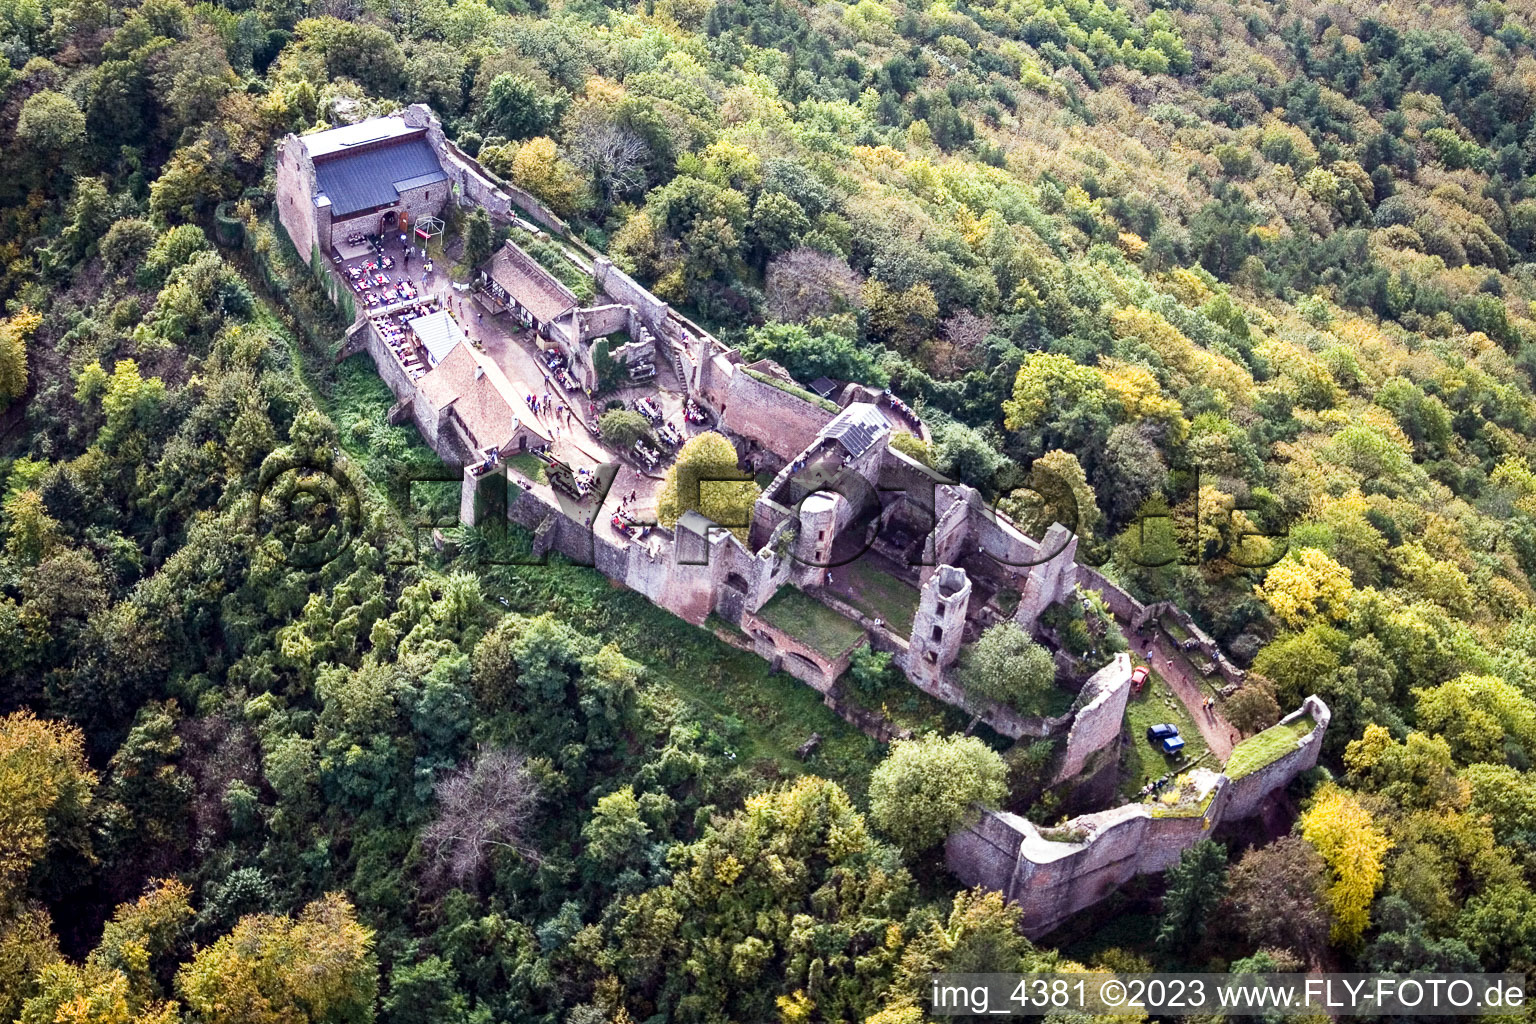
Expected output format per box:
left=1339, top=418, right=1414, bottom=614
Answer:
left=357, top=322, right=417, bottom=407
left=949, top=695, right=1330, bottom=937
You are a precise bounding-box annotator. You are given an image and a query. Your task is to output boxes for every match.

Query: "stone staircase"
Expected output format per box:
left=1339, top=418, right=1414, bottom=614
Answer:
left=668, top=338, right=689, bottom=389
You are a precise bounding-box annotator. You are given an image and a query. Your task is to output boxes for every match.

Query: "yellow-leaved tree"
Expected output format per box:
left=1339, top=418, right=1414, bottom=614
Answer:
left=18, top=879, right=192, bottom=1024
left=1299, top=785, right=1392, bottom=946
left=656, top=431, right=759, bottom=541
left=0, top=710, right=95, bottom=905
left=1256, top=547, right=1355, bottom=628
left=0, top=711, right=96, bottom=1021
left=0, top=307, right=39, bottom=411
left=175, top=893, right=376, bottom=1024
left=510, top=136, right=584, bottom=216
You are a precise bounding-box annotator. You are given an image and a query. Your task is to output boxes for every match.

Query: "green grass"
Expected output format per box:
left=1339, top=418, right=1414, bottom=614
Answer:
left=839, top=556, right=921, bottom=634
left=1034, top=680, right=1077, bottom=719
left=506, top=452, right=547, bottom=484
left=836, top=674, right=974, bottom=737
left=756, top=588, right=867, bottom=659
left=1159, top=613, right=1191, bottom=642
left=1118, top=664, right=1210, bottom=797
left=1224, top=714, right=1315, bottom=780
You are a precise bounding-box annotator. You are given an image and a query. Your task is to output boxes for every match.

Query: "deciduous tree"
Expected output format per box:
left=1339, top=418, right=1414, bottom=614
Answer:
left=655, top=431, right=757, bottom=539
left=175, top=893, right=376, bottom=1024
left=420, top=747, right=542, bottom=885
left=957, top=622, right=1055, bottom=716
left=1299, top=786, right=1391, bottom=946
left=0, top=710, right=95, bottom=905
left=868, top=733, right=1007, bottom=854
left=1225, top=836, right=1332, bottom=962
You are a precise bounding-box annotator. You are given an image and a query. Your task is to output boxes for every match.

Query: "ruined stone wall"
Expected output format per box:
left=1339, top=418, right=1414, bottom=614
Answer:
left=948, top=695, right=1331, bottom=938
left=577, top=304, right=632, bottom=341
left=925, top=488, right=973, bottom=581
left=1075, top=564, right=1146, bottom=622
left=746, top=523, right=793, bottom=614
left=877, top=448, right=946, bottom=514
left=749, top=496, right=796, bottom=556
left=275, top=137, right=321, bottom=265
left=738, top=611, right=857, bottom=691
left=1222, top=695, right=1330, bottom=820
left=699, top=353, right=737, bottom=413
left=718, top=370, right=837, bottom=462
left=420, top=115, right=569, bottom=236
left=592, top=257, right=670, bottom=335
left=1053, top=654, right=1134, bottom=784
left=1015, top=524, right=1079, bottom=632
left=972, top=506, right=1044, bottom=575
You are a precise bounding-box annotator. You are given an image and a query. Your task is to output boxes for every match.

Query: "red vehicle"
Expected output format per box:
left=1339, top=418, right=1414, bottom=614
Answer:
left=1130, top=665, right=1150, bottom=694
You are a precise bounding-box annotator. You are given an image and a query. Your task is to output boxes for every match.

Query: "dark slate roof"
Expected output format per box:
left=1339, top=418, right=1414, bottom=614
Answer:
left=822, top=403, right=889, bottom=458
left=313, top=136, right=447, bottom=217
left=809, top=376, right=840, bottom=398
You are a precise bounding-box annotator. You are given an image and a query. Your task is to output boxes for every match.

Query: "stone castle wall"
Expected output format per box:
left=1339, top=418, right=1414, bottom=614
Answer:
left=1221, top=697, right=1331, bottom=819
left=1076, top=563, right=1147, bottom=623
left=592, top=257, right=670, bottom=337
left=1053, top=653, right=1135, bottom=784
left=402, top=104, right=569, bottom=237
left=718, top=369, right=837, bottom=462
left=577, top=304, right=633, bottom=341
left=947, top=695, right=1330, bottom=938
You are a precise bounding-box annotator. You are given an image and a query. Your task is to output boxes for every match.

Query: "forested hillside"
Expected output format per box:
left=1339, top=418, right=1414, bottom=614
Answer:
left=2, top=0, right=1536, bottom=1017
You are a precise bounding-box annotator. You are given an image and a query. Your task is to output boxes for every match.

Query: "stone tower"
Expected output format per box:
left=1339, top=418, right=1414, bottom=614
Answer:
left=794, top=490, right=842, bottom=587
left=907, top=564, right=971, bottom=686
left=1015, top=522, right=1078, bottom=634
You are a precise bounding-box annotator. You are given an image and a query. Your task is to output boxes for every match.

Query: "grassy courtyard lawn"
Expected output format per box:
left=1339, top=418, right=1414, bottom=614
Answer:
left=1034, top=681, right=1077, bottom=719
left=757, top=588, right=867, bottom=659
left=1224, top=713, right=1315, bottom=780
left=505, top=452, right=547, bottom=484
left=840, top=556, right=922, bottom=634
left=1119, top=665, right=1210, bottom=797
